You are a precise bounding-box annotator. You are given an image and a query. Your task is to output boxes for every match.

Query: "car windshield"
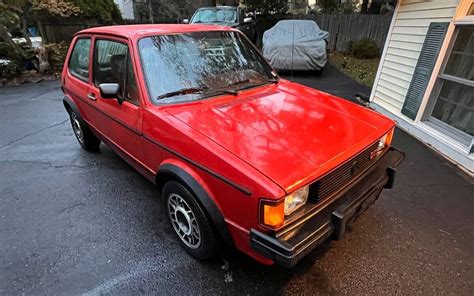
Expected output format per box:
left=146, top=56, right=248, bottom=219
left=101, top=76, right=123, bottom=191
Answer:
left=139, top=31, right=276, bottom=104
left=192, top=8, right=237, bottom=24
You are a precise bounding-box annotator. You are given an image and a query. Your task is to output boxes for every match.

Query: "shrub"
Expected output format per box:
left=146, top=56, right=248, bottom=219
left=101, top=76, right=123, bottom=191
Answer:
left=0, top=61, right=21, bottom=80
left=0, top=42, right=22, bottom=61
left=346, top=38, right=379, bottom=59
left=44, top=42, right=69, bottom=72
left=0, top=42, right=23, bottom=80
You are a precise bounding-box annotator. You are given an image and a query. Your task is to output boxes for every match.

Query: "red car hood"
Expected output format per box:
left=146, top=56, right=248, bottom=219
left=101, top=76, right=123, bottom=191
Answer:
left=167, top=81, right=394, bottom=193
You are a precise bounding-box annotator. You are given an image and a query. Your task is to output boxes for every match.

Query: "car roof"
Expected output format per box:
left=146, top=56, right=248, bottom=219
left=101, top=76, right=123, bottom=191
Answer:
left=76, top=24, right=235, bottom=40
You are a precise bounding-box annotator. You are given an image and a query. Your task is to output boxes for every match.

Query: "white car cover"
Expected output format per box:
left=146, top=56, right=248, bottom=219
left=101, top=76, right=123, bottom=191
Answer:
left=263, top=20, right=329, bottom=71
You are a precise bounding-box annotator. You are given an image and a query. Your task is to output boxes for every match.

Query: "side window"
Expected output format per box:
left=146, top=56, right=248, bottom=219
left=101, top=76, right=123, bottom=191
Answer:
left=68, top=38, right=91, bottom=81
left=94, top=39, right=128, bottom=87
left=93, top=39, right=139, bottom=105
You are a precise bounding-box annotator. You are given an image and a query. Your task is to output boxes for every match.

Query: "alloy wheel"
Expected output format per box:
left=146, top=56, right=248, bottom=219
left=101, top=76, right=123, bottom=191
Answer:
left=167, top=193, right=201, bottom=249
left=70, top=112, right=84, bottom=145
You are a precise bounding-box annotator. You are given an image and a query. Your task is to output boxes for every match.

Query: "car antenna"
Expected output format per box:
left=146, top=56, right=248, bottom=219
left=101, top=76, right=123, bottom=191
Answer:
left=290, top=5, right=295, bottom=82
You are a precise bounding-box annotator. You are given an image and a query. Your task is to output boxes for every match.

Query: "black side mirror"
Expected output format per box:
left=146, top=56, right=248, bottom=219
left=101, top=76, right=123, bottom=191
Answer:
left=355, top=93, right=371, bottom=108
left=99, top=83, right=120, bottom=99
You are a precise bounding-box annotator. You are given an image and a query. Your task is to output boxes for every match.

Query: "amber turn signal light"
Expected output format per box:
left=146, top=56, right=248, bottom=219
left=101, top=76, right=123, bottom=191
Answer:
left=262, top=201, right=285, bottom=228
left=385, top=128, right=394, bottom=147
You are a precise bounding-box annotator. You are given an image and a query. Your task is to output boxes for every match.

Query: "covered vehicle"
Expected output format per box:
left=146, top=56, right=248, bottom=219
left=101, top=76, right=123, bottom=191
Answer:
left=263, top=20, right=329, bottom=71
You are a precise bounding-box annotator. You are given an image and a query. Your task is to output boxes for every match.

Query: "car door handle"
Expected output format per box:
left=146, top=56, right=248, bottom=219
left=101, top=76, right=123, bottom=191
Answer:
left=87, top=93, right=96, bottom=101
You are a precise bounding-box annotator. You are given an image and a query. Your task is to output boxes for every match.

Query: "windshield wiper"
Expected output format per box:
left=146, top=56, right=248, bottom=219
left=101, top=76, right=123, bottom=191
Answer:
left=267, top=78, right=279, bottom=84
left=227, top=78, right=279, bottom=88
left=200, top=88, right=239, bottom=99
left=222, top=78, right=279, bottom=92
left=156, top=86, right=239, bottom=101
left=155, top=78, right=277, bottom=101
left=222, top=79, right=250, bottom=88
left=156, top=86, right=209, bottom=100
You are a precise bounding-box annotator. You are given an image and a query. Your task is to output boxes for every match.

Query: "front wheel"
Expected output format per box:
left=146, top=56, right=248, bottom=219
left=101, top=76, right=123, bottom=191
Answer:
left=163, top=181, right=218, bottom=260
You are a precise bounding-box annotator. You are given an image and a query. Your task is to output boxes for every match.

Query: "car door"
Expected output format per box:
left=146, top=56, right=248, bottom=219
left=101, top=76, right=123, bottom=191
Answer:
left=87, top=36, right=143, bottom=163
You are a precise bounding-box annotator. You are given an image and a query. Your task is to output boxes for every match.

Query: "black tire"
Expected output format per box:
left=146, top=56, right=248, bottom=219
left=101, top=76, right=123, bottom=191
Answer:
left=163, top=181, right=218, bottom=260
left=69, top=110, right=101, bottom=151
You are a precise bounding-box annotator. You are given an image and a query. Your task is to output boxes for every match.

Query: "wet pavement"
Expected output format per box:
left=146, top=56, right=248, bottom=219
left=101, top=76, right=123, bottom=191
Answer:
left=1, top=65, right=473, bottom=295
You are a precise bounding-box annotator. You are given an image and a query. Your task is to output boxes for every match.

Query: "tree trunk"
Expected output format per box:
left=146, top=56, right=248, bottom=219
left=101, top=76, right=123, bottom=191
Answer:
left=361, top=0, right=369, bottom=14
left=148, top=0, right=154, bottom=23
left=21, top=15, right=32, bottom=47
left=368, top=1, right=383, bottom=14
left=36, top=19, right=47, bottom=44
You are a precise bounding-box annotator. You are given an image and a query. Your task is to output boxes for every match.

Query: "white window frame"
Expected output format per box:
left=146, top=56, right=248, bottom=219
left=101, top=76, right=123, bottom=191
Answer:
left=422, top=25, right=473, bottom=147
left=416, top=0, right=474, bottom=154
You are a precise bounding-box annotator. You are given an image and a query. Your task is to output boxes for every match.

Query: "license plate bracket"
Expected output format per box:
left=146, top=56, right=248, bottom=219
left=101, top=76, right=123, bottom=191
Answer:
left=331, top=186, right=382, bottom=240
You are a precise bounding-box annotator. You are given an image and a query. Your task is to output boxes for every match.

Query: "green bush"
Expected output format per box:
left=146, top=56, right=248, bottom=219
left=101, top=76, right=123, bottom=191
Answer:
left=44, top=42, right=69, bottom=72
left=0, top=42, right=22, bottom=80
left=346, top=38, right=379, bottom=59
left=0, top=42, right=22, bottom=61
left=0, top=61, right=21, bottom=80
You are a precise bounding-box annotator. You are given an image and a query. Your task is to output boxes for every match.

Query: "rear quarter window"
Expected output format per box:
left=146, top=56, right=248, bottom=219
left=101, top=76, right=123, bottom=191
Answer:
left=68, top=38, right=91, bottom=81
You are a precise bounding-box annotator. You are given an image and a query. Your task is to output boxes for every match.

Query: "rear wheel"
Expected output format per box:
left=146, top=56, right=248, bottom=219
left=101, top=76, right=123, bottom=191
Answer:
left=163, top=181, right=218, bottom=260
left=69, top=111, right=100, bottom=151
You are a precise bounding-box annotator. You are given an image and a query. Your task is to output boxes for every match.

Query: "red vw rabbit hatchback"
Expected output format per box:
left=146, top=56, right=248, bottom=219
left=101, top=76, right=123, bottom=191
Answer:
left=61, top=25, right=404, bottom=267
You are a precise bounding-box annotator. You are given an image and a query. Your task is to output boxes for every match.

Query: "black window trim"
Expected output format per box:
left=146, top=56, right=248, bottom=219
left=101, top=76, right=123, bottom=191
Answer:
left=68, top=36, right=92, bottom=83
left=92, top=37, right=140, bottom=106
left=123, top=52, right=140, bottom=106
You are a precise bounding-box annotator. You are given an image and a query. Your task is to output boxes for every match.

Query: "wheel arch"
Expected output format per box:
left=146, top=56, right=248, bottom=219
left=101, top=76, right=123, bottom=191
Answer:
left=63, top=96, right=84, bottom=124
left=156, top=162, right=234, bottom=247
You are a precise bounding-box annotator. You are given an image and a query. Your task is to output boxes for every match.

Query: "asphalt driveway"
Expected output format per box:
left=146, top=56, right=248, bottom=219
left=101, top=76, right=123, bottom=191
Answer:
left=1, top=65, right=473, bottom=295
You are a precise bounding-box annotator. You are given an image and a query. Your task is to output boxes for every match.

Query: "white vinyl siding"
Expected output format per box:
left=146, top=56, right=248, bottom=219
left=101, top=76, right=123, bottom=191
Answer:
left=372, top=0, right=460, bottom=115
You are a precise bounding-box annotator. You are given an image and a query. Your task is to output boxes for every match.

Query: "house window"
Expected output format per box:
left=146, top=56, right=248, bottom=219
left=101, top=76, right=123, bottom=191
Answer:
left=426, top=26, right=473, bottom=147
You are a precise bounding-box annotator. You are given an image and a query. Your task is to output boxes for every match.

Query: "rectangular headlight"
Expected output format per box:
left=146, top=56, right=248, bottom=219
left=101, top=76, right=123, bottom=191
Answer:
left=284, top=185, right=309, bottom=216
left=371, top=128, right=394, bottom=159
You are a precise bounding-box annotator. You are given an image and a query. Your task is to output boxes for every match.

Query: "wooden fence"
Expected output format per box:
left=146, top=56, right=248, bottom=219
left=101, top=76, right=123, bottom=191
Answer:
left=40, top=19, right=100, bottom=43
left=256, top=14, right=393, bottom=54
left=39, top=14, right=392, bottom=55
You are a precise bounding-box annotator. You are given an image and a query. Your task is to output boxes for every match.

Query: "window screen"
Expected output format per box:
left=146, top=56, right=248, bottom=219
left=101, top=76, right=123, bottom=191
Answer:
left=429, top=26, right=473, bottom=139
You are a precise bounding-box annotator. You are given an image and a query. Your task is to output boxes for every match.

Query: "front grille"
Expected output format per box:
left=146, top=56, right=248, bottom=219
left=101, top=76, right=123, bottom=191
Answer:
left=309, top=142, right=379, bottom=203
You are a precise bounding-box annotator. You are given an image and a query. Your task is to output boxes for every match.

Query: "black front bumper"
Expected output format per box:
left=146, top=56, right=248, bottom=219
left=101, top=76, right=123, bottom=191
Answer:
left=250, top=147, right=405, bottom=268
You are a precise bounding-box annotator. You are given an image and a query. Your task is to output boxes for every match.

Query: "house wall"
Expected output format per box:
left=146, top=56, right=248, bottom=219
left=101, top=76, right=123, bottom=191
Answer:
left=113, top=0, right=135, bottom=19
left=370, top=0, right=474, bottom=174
left=371, top=0, right=459, bottom=116
left=122, top=0, right=135, bottom=20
